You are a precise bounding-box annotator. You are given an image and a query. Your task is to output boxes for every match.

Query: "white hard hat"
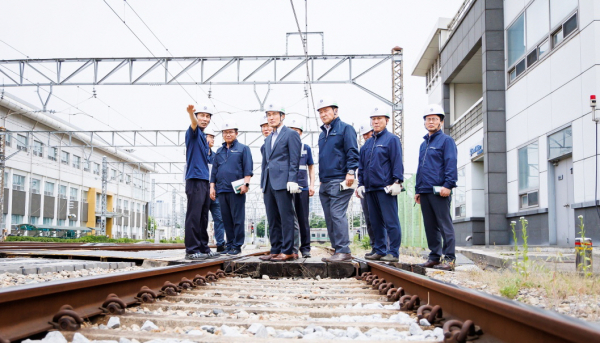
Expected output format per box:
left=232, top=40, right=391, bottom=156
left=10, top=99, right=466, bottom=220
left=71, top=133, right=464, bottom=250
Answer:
left=194, top=104, right=215, bottom=116
left=220, top=119, right=238, bottom=131
left=369, top=107, right=390, bottom=118
left=359, top=122, right=373, bottom=135
left=204, top=125, right=216, bottom=136
left=288, top=116, right=304, bottom=132
left=424, top=104, right=445, bottom=119
left=316, top=97, right=339, bottom=111
left=265, top=103, right=285, bottom=114
left=259, top=115, right=269, bottom=126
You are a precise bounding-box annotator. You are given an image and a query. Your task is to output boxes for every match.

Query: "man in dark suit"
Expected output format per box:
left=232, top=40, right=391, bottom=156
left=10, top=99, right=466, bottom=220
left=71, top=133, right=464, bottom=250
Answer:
left=259, top=103, right=302, bottom=262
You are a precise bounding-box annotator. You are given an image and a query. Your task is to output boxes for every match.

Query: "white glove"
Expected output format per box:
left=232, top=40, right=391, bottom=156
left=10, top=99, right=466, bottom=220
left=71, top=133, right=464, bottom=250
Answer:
left=287, top=182, right=300, bottom=194
left=388, top=183, right=402, bottom=196
left=356, top=186, right=365, bottom=199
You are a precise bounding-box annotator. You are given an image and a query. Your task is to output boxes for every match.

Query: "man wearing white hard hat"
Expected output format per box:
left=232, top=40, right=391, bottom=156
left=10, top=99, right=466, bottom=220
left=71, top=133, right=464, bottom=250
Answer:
left=259, top=114, right=273, bottom=175
left=358, top=107, right=403, bottom=262
left=204, top=125, right=225, bottom=252
left=259, top=103, right=302, bottom=262
left=183, top=104, right=220, bottom=260
left=210, top=119, right=253, bottom=255
left=316, top=98, right=359, bottom=263
left=415, top=104, right=458, bottom=271
left=355, top=121, right=376, bottom=255
left=288, top=116, right=315, bottom=258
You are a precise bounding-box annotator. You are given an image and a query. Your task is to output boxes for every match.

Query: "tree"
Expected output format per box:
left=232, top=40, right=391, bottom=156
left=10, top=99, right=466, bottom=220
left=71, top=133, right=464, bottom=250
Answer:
left=310, top=215, right=326, bottom=228
left=256, top=218, right=266, bottom=237
left=353, top=214, right=361, bottom=228
left=147, top=216, right=157, bottom=237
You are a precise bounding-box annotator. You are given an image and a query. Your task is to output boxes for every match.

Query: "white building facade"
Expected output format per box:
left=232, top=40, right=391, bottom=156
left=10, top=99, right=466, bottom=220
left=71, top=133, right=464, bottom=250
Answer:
left=413, top=0, right=600, bottom=246
left=1, top=94, right=151, bottom=239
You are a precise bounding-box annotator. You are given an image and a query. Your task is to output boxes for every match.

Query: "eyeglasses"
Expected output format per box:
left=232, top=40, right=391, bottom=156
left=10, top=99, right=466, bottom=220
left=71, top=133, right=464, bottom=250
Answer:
left=425, top=117, right=440, bottom=122
left=222, top=131, right=237, bottom=136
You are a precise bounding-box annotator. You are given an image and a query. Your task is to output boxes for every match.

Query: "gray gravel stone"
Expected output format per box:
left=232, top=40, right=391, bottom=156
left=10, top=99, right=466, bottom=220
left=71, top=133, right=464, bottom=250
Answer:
left=107, top=316, right=120, bottom=329
left=141, top=320, right=158, bottom=331
left=346, top=327, right=362, bottom=339
left=98, top=324, right=108, bottom=330
left=72, top=333, right=91, bottom=343
left=419, top=318, right=431, bottom=326
left=247, top=323, right=265, bottom=335
left=212, top=308, right=224, bottom=315
left=200, top=325, right=215, bottom=333
left=118, top=338, right=131, bottom=343
left=187, top=330, right=203, bottom=335
left=409, top=322, right=423, bottom=335
left=262, top=275, right=270, bottom=280
left=266, top=327, right=276, bottom=336
left=220, top=325, right=242, bottom=337
left=41, top=331, right=68, bottom=343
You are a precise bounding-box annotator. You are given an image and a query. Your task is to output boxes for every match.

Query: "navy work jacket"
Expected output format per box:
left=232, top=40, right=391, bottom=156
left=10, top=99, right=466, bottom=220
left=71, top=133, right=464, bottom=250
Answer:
left=210, top=140, right=253, bottom=194
left=185, top=126, right=210, bottom=181
left=415, top=130, right=458, bottom=194
left=358, top=128, right=404, bottom=192
left=298, top=144, right=314, bottom=191
left=318, top=117, right=359, bottom=183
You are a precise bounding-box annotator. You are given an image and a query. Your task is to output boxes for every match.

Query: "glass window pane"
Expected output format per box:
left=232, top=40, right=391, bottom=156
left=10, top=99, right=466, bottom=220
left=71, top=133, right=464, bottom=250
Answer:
left=553, top=28, right=564, bottom=46
left=526, top=0, right=550, bottom=49
left=550, top=0, right=578, bottom=28
left=527, top=49, right=538, bottom=67
left=508, top=14, right=526, bottom=66
left=548, top=127, right=573, bottom=160
left=518, top=142, right=539, bottom=191
left=516, top=59, right=526, bottom=76
left=539, top=39, right=550, bottom=58
left=563, top=13, right=577, bottom=37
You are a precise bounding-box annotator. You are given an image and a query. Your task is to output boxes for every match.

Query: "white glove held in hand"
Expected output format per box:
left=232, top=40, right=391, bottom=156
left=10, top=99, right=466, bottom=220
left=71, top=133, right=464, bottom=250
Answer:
left=357, top=186, right=365, bottom=199
left=388, top=183, right=402, bottom=196
left=287, top=182, right=300, bottom=194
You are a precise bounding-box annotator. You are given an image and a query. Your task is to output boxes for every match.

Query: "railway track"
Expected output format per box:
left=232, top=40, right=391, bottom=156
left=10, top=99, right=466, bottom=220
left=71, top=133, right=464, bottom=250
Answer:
left=0, top=242, right=186, bottom=251
left=1, top=249, right=600, bottom=342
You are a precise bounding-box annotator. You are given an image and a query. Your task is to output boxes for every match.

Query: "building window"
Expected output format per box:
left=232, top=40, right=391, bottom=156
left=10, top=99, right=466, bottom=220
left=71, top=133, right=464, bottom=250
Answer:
left=117, top=199, right=122, bottom=211
left=44, top=182, right=55, bottom=196
left=12, top=174, right=25, bottom=191
left=30, top=178, right=41, bottom=194
left=16, top=134, right=28, bottom=151
left=84, top=160, right=91, bottom=172
left=4, top=133, right=11, bottom=147
left=81, top=190, right=89, bottom=203
left=48, top=147, right=58, bottom=161
left=43, top=217, right=53, bottom=225
left=126, top=174, right=132, bottom=184
left=93, top=162, right=100, bottom=175
left=61, top=151, right=70, bottom=165
left=70, top=187, right=78, bottom=201
left=33, top=140, right=43, bottom=157
left=518, top=142, right=539, bottom=209
left=550, top=0, right=577, bottom=28
left=29, top=216, right=39, bottom=225
left=454, top=168, right=466, bottom=218
left=11, top=214, right=24, bottom=224
left=69, top=220, right=76, bottom=227
left=111, top=169, right=116, bottom=181
left=507, top=13, right=525, bottom=67
left=58, top=185, right=67, bottom=199
left=124, top=200, right=129, bottom=211
left=3, top=172, right=8, bottom=188
left=137, top=203, right=141, bottom=212
left=547, top=127, right=572, bottom=160
left=526, top=0, right=550, bottom=51
left=73, top=155, right=81, bottom=169
left=58, top=219, right=66, bottom=226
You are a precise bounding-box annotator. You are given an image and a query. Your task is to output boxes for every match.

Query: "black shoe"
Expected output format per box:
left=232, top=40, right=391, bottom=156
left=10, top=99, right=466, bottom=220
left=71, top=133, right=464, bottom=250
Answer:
left=418, top=260, right=441, bottom=268
left=216, top=245, right=225, bottom=252
left=228, top=249, right=241, bottom=255
left=365, top=249, right=376, bottom=257
left=206, top=251, right=221, bottom=259
left=433, top=261, right=455, bottom=271
left=364, top=253, right=384, bottom=260
left=223, top=246, right=232, bottom=254
left=302, top=252, right=311, bottom=258
left=185, top=252, right=208, bottom=260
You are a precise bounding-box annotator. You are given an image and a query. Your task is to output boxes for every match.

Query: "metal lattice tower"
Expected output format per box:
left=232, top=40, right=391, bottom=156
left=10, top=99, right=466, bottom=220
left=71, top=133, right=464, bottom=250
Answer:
left=100, top=156, right=108, bottom=235
left=392, top=47, right=404, bottom=150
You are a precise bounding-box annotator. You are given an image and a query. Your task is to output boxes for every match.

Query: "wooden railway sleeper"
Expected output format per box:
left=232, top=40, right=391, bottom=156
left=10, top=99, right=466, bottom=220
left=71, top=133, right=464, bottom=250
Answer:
left=49, top=305, right=83, bottom=331
left=386, top=287, right=405, bottom=302
left=400, top=294, right=420, bottom=311
left=135, top=286, right=158, bottom=303
left=417, top=304, right=443, bottom=325
left=100, top=293, right=126, bottom=315
left=443, top=319, right=483, bottom=343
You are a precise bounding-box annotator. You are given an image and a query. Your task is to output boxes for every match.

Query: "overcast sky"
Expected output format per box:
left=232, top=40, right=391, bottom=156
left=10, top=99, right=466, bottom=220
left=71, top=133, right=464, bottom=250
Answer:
left=0, top=0, right=463, bottom=201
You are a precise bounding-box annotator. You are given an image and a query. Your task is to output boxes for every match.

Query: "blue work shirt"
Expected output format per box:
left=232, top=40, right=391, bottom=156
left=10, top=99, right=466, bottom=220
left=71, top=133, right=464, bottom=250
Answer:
left=210, top=140, right=254, bottom=194
left=185, top=126, right=210, bottom=181
left=358, top=128, right=404, bottom=192
left=298, top=144, right=314, bottom=191
left=318, top=117, right=359, bottom=183
left=415, top=130, right=458, bottom=194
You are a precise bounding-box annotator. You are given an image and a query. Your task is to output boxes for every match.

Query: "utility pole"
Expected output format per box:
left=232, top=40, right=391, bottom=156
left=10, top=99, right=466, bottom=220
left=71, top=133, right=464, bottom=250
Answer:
left=100, top=156, right=107, bottom=236
left=0, top=128, right=5, bottom=241
left=171, top=188, right=176, bottom=239
left=150, top=179, right=155, bottom=217
left=180, top=196, right=184, bottom=237
left=392, top=47, right=404, bottom=160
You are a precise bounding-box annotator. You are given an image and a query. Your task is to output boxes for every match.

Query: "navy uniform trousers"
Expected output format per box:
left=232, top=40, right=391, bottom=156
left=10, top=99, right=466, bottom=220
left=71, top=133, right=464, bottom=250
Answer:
left=184, top=179, right=211, bottom=254
left=294, top=190, right=310, bottom=254
left=218, top=192, right=246, bottom=251
left=365, top=190, right=401, bottom=257
left=264, top=176, right=298, bottom=255
left=419, top=193, right=456, bottom=262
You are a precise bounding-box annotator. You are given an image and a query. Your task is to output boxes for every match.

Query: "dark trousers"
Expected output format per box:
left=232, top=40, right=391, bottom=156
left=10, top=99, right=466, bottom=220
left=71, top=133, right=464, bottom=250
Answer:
left=420, top=193, right=456, bottom=262
left=360, top=196, right=388, bottom=250
left=218, top=192, right=246, bottom=250
left=185, top=179, right=211, bottom=254
left=210, top=198, right=225, bottom=246
left=264, top=178, right=298, bottom=255
left=294, top=190, right=310, bottom=254
left=366, top=190, right=401, bottom=257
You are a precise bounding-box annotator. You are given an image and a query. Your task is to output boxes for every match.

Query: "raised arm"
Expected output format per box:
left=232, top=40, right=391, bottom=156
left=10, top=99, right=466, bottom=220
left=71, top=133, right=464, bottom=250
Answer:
left=187, top=105, right=198, bottom=131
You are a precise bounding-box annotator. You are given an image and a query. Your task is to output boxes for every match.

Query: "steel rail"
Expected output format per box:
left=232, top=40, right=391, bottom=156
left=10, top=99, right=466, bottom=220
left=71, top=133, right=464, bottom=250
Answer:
left=365, top=261, right=600, bottom=343
left=0, top=251, right=267, bottom=342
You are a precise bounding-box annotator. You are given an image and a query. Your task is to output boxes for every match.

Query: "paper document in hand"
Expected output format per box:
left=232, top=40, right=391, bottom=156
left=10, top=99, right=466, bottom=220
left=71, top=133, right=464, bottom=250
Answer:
left=231, top=179, right=245, bottom=194
left=433, top=186, right=452, bottom=196
left=339, top=179, right=358, bottom=191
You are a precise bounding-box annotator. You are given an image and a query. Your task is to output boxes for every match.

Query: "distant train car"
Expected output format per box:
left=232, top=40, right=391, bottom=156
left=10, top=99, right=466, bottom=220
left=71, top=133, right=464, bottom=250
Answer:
left=310, top=228, right=329, bottom=243
left=11, top=224, right=93, bottom=239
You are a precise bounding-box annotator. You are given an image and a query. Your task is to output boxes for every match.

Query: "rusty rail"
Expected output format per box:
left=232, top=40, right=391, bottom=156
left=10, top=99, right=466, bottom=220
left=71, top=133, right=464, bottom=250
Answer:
left=0, top=251, right=267, bottom=342
left=363, top=261, right=600, bottom=343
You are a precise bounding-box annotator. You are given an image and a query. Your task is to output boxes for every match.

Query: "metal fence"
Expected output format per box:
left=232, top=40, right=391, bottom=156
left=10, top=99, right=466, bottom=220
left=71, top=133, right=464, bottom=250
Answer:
left=398, top=175, right=427, bottom=248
